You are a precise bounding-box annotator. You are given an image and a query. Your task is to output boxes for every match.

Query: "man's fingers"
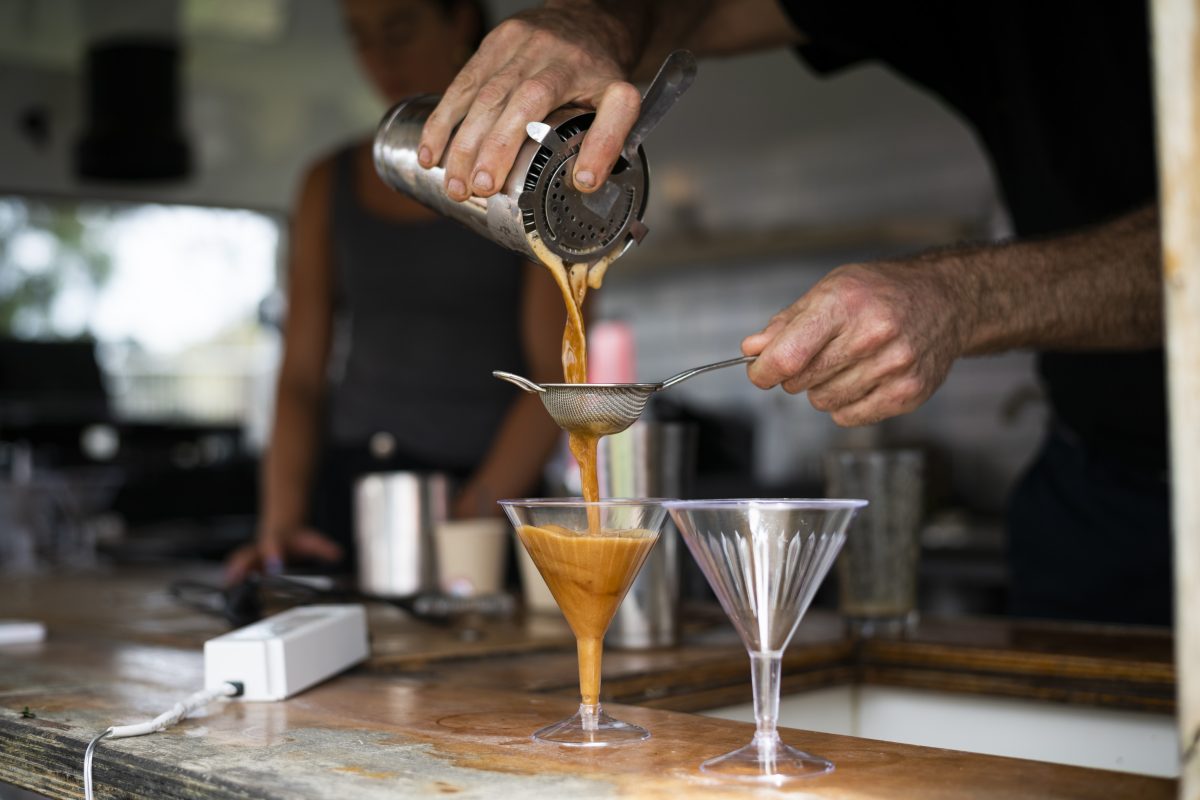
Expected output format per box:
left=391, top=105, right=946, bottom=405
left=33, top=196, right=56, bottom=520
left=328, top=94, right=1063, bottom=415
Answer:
left=419, top=56, right=488, bottom=170
left=442, top=74, right=522, bottom=200
left=742, top=304, right=802, bottom=356
left=828, top=373, right=927, bottom=427
left=471, top=70, right=567, bottom=197
left=747, top=309, right=838, bottom=389
left=742, top=321, right=783, bottom=357
left=801, top=357, right=885, bottom=410
left=826, top=387, right=891, bottom=427
left=418, top=15, right=538, bottom=169
left=799, top=337, right=918, bottom=399
left=574, top=81, right=642, bottom=191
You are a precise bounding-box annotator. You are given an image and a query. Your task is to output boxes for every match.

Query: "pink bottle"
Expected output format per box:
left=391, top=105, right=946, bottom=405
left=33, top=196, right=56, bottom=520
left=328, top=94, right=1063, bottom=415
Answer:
left=588, top=320, right=637, bottom=384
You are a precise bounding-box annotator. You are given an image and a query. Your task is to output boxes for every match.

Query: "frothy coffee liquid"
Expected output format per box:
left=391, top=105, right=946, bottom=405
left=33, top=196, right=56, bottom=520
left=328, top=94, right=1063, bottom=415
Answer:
left=517, top=523, right=657, bottom=705
left=542, top=259, right=600, bottom=505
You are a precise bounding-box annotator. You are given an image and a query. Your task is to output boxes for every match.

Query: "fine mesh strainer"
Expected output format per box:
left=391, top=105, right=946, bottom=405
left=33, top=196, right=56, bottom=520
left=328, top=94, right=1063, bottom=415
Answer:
left=494, top=355, right=755, bottom=436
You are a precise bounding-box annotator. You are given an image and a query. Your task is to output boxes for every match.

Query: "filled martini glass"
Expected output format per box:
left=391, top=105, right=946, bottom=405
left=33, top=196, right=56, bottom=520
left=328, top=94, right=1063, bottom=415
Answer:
left=499, top=498, right=667, bottom=746
left=666, top=499, right=866, bottom=783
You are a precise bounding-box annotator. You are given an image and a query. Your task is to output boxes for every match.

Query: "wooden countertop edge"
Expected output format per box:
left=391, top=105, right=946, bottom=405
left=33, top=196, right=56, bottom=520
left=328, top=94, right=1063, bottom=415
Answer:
left=0, top=718, right=255, bottom=800
left=587, top=637, right=1175, bottom=714
left=860, top=667, right=1177, bottom=713
left=861, top=640, right=1176, bottom=684
left=0, top=677, right=1178, bottom=800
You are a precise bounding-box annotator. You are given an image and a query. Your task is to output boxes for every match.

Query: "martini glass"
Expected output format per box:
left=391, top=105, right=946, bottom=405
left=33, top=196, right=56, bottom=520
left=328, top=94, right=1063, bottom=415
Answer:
left=499, top=498, right=667, bottom=746
left=666, top=499, right=866, bottom=783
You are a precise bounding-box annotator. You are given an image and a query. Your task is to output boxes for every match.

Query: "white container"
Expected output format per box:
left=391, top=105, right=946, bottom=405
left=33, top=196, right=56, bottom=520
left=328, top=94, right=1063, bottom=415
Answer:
left=435, top=517, right=508, bottom=597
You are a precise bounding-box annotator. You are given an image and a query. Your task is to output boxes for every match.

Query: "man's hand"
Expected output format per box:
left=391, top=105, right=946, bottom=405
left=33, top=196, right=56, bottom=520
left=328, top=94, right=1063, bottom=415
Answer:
left=419, top=4, right=646, bottom=202
left=741, top=259, right=973, bottom=427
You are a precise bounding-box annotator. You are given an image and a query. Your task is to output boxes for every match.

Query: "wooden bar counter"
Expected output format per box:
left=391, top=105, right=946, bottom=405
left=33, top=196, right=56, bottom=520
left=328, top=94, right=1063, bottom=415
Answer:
left=0, top=568, right=1178, bottom=799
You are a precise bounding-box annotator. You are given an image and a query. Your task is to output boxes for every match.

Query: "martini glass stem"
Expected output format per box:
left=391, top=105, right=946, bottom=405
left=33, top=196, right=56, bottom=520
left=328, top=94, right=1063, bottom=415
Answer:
left=751, top=651, right=783, bottom=744
left=580, top=703, right=600, bottom=732
left=578, top=636, right=602, bottom=706
left=577, top=636, right=605, bottom=732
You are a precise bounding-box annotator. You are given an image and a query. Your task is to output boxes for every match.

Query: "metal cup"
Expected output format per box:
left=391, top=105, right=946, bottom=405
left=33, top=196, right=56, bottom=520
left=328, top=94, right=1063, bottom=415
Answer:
left=353, top=471, right=450, bottom=598
left=824, top=449, right=924, bottom=636
left=599, top=421, right=696, bottom=649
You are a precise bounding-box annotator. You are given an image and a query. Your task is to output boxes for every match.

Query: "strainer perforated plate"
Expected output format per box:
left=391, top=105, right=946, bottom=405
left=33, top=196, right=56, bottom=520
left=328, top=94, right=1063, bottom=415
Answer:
left=520, top=115, right=647, bottom=263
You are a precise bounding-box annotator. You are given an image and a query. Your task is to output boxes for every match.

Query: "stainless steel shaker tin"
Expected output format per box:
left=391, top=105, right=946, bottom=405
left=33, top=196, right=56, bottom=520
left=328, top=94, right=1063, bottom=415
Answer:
left=373, top=95, right=649, bottom=268
left=354, top=471, right=450, bottom=598
left=599, top=421, right=697, bottom=649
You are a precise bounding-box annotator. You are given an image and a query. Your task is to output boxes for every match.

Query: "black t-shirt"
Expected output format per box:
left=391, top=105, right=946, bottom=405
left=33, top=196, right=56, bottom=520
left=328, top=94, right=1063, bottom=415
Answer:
left=777, top=0, right=1166, bottom=471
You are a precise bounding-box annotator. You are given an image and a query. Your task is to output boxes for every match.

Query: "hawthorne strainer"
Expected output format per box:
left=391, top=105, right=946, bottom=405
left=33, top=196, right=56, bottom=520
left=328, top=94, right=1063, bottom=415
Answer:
left=493, top=355, right=755, bottom=436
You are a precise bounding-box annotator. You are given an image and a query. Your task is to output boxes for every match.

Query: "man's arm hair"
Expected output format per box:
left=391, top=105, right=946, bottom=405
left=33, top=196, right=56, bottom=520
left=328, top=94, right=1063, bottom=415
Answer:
left=953, top=203, right=1162, bottom=352
left=573, top=0, right=805, bottom=80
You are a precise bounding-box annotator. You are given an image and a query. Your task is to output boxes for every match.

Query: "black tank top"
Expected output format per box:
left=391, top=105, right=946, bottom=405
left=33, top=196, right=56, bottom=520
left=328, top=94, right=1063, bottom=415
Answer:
left=325, top=144, right=527, bottom=470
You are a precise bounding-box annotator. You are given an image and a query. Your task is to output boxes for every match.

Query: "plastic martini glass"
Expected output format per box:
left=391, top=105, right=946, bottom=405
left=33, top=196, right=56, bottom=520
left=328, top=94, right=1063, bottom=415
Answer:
left=499, top=498, right=668, bottom=746
left=666, top=498, right=866, bottom=782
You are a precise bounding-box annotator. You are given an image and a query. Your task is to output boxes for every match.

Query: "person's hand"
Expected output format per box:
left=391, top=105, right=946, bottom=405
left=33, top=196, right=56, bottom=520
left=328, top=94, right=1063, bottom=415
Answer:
left=419, top=4, right=645, bottom=202
left=224, top=526, right=343, bottom=585
left=741, top=259, right=974, bottom=426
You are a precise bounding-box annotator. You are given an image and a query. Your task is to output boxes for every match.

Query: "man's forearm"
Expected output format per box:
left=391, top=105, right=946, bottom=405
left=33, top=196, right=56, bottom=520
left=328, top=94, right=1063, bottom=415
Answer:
left=950, top=204, right=1162, bottom=353
left=550, top=0, right=801, bottom=80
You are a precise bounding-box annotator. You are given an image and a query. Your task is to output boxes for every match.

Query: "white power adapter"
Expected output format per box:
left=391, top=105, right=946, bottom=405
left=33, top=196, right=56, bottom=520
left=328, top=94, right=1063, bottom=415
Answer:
left=84, top=605, right=371, bottom=800
left=204, top=604, right=369, bottom=701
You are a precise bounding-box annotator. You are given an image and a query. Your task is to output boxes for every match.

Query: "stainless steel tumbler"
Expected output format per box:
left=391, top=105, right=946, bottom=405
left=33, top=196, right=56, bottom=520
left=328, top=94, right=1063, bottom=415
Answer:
left=354, top=471, right=451, bottom=598
left=599, top=421, right=697, bottom=649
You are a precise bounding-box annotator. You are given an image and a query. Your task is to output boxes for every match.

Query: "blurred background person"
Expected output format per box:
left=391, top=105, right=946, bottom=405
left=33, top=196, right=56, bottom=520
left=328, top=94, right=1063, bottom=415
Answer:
left=226, top=0, right=562, bottom=581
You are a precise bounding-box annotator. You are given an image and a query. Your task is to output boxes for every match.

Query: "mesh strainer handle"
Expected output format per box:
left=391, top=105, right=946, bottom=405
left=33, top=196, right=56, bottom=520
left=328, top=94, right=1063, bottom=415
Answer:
left=492, top=371, right=546, bottom=394
left=659, top=355, right=757, bottom=390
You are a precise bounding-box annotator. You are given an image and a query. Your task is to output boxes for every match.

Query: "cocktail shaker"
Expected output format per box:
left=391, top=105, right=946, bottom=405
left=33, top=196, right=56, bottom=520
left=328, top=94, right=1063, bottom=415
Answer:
left=374, top=97, right=647, bottom=279
left=373, top=51, right=696, bottom=279
left=599, top=421, right=697, bottom=649
left=354, top=471, right=450, bottom=598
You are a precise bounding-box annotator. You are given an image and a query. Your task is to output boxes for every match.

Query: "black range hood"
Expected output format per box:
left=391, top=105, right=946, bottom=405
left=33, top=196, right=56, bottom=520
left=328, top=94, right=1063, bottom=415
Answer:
left=75, top=38, right=192, bottom=182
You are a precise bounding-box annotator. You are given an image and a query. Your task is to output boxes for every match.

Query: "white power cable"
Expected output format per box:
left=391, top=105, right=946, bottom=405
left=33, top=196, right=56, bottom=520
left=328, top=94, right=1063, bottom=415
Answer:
left=83, top=681, right=241, bottom=800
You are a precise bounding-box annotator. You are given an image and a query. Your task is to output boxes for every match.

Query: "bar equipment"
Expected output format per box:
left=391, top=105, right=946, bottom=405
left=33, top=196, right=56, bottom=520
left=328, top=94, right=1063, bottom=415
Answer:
left=374, top=52, right=696, bottom=282
left=354, top=471, right=450, bottom=598
left=666, top=499, right=865, bottom=782
left=499, top=498, right=668, bottom=746
left=599, top=421, right=696, bottom=649
left=493, top=355, right=754, bottom=436
left=824, top=449, right=924, bottom=635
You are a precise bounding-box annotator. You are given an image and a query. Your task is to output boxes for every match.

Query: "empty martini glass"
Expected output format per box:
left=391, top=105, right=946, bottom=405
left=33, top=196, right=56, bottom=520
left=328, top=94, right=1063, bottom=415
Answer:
left=665, top=499, right=866, bottom=783
left=499, top=498, right=667, bottom=746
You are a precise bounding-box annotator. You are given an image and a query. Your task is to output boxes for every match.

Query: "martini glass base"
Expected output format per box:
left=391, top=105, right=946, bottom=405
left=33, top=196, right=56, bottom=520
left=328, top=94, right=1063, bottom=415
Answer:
left=700, top=733, right=833, bottom=783
left=532, top=703, right=650, bottom=747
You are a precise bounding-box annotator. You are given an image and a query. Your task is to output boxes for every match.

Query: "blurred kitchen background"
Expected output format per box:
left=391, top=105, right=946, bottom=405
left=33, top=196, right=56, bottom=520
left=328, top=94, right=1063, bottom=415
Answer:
left=0, top=0, right=1044, bottom=614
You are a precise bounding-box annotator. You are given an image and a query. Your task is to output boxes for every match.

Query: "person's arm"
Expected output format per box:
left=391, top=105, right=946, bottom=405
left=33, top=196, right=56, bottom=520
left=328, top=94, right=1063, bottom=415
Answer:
left=741, top=203, right=1162, bottom=427
left=452, top=261, right=565, bottom=517
left=226, top=160, right=343, bottom=581
left=419, top=0, right=802, bottom=204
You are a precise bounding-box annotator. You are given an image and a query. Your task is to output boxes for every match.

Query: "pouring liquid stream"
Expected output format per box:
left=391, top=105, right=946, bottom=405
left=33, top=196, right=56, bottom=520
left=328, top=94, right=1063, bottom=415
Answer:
left=538, top=245, right=602, bottom=532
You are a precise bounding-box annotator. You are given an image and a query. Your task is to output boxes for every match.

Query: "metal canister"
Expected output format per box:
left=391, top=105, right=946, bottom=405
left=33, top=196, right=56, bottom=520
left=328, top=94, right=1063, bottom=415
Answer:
left=599, top=421, right=697, bottom=649
left=373, top=95, right=649, bottom=275
left=353, top=471, right=450, bottom=598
